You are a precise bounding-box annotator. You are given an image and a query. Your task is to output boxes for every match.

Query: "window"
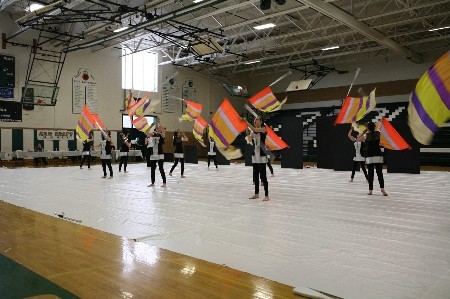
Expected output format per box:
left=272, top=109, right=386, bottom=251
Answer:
left=122, top=48, right=158, bottom=92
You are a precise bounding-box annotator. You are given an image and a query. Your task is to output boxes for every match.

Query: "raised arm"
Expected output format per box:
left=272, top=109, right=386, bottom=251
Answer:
left=348, top=126, right=356, bottom=142
left=245, top=120, right=266, bottom=133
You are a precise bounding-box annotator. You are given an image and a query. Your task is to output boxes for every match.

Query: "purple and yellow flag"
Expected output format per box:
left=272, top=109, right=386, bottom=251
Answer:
left=76, top=106, right=96, bottom=141
left=335, top=89, right=376, bottom=124
left=129, top=93, right=159, bottom=117
left=124, top=90, right=135, bottom=120
left=132, top=116, right=152, bottom=133
left=408, top=51, right=450, bottom=145
left=248, top=86, right=287, bottom=112
left=209, top=98, right=247, bottom=149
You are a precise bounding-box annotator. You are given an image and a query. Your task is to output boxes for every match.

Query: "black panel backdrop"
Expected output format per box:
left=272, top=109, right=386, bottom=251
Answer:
left=385, top=122, right=420, bottom=174
left=332, top=124, right=357, bottom=171
left=316, top=116, right=334, bottom=169
left=184, top=145, right=198, bottom=164
left=280, top=117, right=303, bottom=169
left=317, top=116, right=358, bottom=171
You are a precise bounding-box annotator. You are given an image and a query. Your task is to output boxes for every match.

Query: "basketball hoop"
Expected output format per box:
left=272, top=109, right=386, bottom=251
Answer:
left=37, top=98, right=45, bottom=111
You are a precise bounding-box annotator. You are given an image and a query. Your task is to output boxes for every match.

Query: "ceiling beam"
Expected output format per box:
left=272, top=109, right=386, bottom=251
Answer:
left=63, top=0, right=225, bottom=52
left=297, top=0, right=423, bottom=63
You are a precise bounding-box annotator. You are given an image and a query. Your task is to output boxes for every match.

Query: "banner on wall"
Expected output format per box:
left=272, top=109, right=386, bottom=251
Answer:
left=37, top=130, right=75, bottom=140
left=72, top=68, right=98, bottom=114
left=0, top=100, right=22, bottom=122
left=0, top=87, right=14, bottom=99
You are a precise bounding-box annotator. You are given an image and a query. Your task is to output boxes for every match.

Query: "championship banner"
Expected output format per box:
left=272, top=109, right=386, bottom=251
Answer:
left=37, top=130, right=75, bottom=140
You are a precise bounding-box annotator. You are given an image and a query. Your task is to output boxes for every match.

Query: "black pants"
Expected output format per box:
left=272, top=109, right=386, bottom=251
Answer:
left=150, top=159, right=166, bottom=184
left=170, top=158, right=184, bottom=175
left=367, top=163, right=384, bottom=190
left=351, top=160, right=368, bottom=180
left=207, top=155, right=218, bottom=168
left=253, top=163, right=268, bottom=196
left=146, top=148, right=152, bottom=167
left=101, top=159, right=113, bottom=177
left=80, top=155, right=91, bottom=168
left=119, top=155, right=128, bottom=171
left=267, top=160, right=274, bottom=175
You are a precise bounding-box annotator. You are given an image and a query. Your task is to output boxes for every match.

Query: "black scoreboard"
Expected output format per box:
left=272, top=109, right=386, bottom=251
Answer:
left=0, top=54, right=15, bottom=88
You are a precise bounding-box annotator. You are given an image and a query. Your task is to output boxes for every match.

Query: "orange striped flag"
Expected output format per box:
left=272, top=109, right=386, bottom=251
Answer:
left=248, top=86, right=287, bottom=112
left=91, top=114, right=105, bottom=130
left=408, top=51, right=450, bottom=145
left=265, top=125, right=288, bottom=150
left=335, top=89, right=376, bottom=124
left=378, top=117, right=410, bottom=150
left=209, top=98, right=247, bottom=149
left=193, top=116, right=207, bottom=146
left=180, top=100, right=202, bottom=121
left=76, top=106, right=96, bottom=141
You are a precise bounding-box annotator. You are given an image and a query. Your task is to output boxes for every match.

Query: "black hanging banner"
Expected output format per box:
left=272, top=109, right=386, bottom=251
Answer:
left=0, top=100, right=22, bottom=122
left=0, top=55, right=15, bottom=88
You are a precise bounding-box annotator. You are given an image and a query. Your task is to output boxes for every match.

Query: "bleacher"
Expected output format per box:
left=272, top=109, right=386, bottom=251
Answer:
left=260, top=102, right=450, bottom=167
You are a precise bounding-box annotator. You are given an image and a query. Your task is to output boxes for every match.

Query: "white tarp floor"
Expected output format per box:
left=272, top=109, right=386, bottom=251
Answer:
left=1, top=163, right=449, bottom=299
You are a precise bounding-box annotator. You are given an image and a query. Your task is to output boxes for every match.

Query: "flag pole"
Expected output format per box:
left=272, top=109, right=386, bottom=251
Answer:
left=346, top=67, right=361, bottom=97
left=269, top=71, right=292, bottom=87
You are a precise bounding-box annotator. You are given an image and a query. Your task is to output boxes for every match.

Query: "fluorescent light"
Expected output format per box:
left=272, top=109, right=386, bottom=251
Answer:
left=322, top=46, right=340, bottom=51
left=29, top=3, right=44, bottom=12
left=245, top=60, right=260, bottom=65
left=193, top=0, right=203, bottom=3
left=429, top=26, right=450, bottom=32
left=253, top=23, right=276, bottom=30
left=113, top=26, right=129, bottom=32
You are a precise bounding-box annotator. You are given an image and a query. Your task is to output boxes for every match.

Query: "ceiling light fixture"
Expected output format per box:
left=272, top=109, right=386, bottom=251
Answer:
left=29, top=3, right=45, bottom=12
left=253, top=23, right=276, bottom=30
left=113, top=26, right=129, bottom=33
left=322, top=46, right=339, bottom=51
left=429, top=26, right=450, bottom=32
left=245, top=60, right=260, bottom=65
left=193, top=0, right=204, bottom=3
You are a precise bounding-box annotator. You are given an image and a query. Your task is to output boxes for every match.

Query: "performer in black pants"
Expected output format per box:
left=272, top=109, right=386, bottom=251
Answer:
left=118, top=133, right=131, bottom=173
left=145, top=132, right=154, bottom=167
left=80, top=132, right=93, bottom=169
left=358, top=122, right=387, bottom=196
left=169, top=129, right=188, bottom=178
left=96, top=130, right=113, bottom=179
left=348, top=126, right=368, bottom=182
left=207, top=137, right=218, bottom=170
left=245, top=116, right=269, bottom=201
left=147, top=124, right=167, bottom=188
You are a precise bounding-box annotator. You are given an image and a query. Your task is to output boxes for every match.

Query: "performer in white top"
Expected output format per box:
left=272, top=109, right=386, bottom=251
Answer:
left=147, top=121, right=167, bottom=188
left=207, top=136, right=218, bottom=170
left=95, top=130, right=113, bottom=179
left=118, top=132, right=131, bottom=173
left=348, top=126, right=368, bottom=182
left=245, top=116, right=269, bottom=201
left=145, top=132, right=154, bottom=167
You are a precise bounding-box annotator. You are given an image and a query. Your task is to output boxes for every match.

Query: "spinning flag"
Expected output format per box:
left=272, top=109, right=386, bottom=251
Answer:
left=193, top=116, right=208, bottom=147
left=248, top=86, right=287, bottom=112
left=378, top=117, right=410, bottom=150
left=76, top=106, right=96, bottom=141
left=132, top=116, right=152, bottom=133
left=129, top=93, right=159, bottom=117
left=408, top=51, right=450, bottom=145
left=209, top=98, right=247, bottom=159
left=265, top=125, right=288, bottom=150
left=180, top=100, right=202, bottom=122
left=335, top=88, right=377, bottom=124
left=124, top=89, right=135, bottom=120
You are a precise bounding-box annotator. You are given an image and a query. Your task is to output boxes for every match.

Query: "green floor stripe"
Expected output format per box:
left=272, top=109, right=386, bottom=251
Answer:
left=0, top=254, right=79, bottom=299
